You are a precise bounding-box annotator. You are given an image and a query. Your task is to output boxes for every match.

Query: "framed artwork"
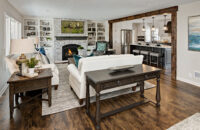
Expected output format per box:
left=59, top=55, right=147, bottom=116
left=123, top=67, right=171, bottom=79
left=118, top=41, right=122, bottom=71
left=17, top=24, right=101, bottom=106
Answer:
left=188, top=15, right=200, bottom=51
left=61, top=20, right=84, bottom=34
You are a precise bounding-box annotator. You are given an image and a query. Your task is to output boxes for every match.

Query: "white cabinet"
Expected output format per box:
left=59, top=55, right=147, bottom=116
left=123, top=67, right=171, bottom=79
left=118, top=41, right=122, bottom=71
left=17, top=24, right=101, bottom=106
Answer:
left=87, top=21, right=107, bottom=48
left=24, top=18, right=55, bottom=62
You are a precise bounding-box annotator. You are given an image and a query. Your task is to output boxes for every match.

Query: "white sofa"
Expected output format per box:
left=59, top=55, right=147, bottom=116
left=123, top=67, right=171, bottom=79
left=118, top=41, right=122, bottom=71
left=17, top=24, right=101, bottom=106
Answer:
left=67, top=54, right=143, bottom=104
left=5, top=53, right=59, bottom=89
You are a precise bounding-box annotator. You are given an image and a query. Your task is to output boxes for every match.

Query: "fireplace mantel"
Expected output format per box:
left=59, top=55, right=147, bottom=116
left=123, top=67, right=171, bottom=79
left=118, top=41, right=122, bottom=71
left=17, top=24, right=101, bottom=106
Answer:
left=55, top=36, right=88, bottom=40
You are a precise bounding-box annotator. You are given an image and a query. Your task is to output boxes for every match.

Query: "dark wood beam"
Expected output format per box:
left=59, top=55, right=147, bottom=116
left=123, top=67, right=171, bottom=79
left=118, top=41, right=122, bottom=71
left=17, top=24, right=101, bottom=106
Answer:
left=109, top=22, right=113, bottom=48
left=171, top=12, right=177, bottom=80
left=108, top=6, right=178, bottom=23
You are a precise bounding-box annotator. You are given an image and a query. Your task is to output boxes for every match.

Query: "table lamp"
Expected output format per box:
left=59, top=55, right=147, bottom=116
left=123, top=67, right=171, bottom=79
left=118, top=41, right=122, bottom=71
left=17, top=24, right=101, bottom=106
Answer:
left=28, top=37, right=40, bottom=49
left=10, top=39, right=35, bottom=76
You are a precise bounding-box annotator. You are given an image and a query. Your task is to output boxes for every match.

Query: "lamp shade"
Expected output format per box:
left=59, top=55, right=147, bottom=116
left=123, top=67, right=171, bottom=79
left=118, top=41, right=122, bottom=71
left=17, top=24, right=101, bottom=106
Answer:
left=28, top=37, right=39, bottom=44
left=10, top=39, right=35, bottom=54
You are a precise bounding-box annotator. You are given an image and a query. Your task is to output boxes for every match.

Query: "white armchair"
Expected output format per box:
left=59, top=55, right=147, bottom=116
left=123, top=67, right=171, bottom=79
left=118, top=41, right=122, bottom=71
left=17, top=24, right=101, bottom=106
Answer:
left=67, top=54, right=143, bottom=104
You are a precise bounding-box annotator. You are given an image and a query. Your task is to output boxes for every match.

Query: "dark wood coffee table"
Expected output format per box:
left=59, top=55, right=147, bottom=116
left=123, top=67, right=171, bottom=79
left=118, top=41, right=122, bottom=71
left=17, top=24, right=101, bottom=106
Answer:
left=85, top=64, right=161, bottom=130
left=7, top=68, right=53, bottom=118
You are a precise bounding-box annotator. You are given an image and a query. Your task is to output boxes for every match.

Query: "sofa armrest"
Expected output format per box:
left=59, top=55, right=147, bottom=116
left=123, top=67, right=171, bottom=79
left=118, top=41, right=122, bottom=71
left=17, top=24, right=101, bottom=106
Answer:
left=67, top=64, right=81, bottom=82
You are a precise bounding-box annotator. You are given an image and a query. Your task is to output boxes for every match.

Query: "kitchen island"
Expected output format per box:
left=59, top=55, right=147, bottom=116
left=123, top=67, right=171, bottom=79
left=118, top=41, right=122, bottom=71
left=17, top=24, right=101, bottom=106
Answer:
left=130, top=43, right=171, bottom=69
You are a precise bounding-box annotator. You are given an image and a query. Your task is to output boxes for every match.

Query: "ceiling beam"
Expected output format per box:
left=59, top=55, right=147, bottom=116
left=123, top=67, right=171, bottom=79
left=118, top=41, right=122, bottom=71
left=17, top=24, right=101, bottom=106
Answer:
left=108, top=6, right=178, bottom=23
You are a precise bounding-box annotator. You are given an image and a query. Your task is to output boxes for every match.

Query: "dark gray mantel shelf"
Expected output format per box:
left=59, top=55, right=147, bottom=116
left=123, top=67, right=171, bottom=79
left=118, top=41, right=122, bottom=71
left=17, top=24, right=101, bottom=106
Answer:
left=55, top=36, right=88, bottom=40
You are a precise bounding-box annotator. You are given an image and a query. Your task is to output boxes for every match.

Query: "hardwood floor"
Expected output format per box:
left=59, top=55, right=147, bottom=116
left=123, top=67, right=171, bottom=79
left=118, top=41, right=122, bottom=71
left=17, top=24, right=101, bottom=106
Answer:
left=0, top=71, right=200, bottom=130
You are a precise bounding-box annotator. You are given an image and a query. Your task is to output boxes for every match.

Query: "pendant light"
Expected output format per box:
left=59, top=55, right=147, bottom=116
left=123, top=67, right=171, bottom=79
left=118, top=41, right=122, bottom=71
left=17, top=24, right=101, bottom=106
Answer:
left=152, top=17, right=155, bottom=31
left=163, top=15, right=168, bottom=31
left=142, top=19, right=146, bottom=32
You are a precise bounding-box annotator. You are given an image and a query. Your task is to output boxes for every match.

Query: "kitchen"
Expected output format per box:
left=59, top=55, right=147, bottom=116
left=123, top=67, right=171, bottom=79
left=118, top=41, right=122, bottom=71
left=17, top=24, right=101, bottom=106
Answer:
left=113, top=14, right=172, bottom=72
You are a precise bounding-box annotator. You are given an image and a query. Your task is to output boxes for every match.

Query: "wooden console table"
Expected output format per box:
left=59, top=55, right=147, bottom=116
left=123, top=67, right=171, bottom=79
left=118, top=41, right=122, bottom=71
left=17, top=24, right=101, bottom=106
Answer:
left=85, top=64, right=161, bottom=130
left=7, top=69, right=53, bottom=118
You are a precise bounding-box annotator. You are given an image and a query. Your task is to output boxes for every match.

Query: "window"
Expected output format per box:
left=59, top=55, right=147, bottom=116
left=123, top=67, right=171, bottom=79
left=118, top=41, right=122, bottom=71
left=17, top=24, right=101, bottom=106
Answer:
left=152, top=28, right=160, bottom=42
left=145, top=24, right=151, bottom=42
left=5, top=14, right=22, bottom=56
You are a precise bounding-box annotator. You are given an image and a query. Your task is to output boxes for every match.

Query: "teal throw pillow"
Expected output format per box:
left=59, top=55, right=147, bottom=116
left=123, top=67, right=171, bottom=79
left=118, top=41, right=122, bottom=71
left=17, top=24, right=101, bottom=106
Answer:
left=97, top=42, right=106, bottom=51
left=73, top=55, right=82, bottom=67
left=88, top=52, right=94, bottom=57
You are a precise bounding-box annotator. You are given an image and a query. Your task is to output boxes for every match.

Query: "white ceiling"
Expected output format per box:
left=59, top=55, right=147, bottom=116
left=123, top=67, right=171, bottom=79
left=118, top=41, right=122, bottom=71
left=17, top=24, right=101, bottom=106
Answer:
left=8, top=0, right=199, bottom=20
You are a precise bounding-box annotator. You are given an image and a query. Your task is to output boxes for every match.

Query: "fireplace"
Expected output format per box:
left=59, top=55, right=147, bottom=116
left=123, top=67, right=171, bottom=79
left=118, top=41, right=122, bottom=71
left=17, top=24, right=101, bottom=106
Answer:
left=62, top=44, right=80, bottom=60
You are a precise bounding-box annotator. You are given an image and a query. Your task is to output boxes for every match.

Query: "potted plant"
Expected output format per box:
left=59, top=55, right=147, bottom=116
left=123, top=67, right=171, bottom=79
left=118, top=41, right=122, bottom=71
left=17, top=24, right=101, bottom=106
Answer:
left=26, top=58, right=39, bottom=74
left=87, top=49, right=91, bottom=55
left=78, top=46, right=85, bottom=56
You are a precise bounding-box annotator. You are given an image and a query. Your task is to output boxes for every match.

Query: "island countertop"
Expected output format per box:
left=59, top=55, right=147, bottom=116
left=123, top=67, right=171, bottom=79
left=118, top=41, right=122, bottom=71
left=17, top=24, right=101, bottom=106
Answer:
left=131, top=43, right=171, bottom=49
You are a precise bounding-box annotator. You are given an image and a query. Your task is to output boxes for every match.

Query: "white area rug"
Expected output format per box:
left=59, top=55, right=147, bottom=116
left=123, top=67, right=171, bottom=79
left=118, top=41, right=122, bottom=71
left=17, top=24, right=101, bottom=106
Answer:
left=42, top=64, right=155, bottom=116
left=167, top=113, right=200, bottom=130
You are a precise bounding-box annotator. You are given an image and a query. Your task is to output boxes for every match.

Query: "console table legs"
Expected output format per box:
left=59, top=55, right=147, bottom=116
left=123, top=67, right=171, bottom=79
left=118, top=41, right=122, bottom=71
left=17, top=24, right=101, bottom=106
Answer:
left=156, top=77, right=161, bottom=107
left=85, top=77, right=161, bottom=129
left=95, top=91, right=101, bottom=130
left=48, top=79, right=52, bottom=107
left=139, top=81, right=145, bottom=98
left=86, top=80, right=90, bottom=114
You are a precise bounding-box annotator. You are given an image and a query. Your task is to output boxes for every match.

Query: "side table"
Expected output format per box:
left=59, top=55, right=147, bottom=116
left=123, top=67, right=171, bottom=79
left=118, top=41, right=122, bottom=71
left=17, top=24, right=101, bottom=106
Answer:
left=7, top=68, right=53, bottom=118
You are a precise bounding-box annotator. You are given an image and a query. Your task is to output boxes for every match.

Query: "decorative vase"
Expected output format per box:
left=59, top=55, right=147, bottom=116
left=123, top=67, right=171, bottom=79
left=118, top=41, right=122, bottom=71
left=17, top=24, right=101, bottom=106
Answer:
left=78, top=49, right=83, bottom=56
left=28, top=68, right=35, bottom=74
left=87, top=51, right=91, bottom=56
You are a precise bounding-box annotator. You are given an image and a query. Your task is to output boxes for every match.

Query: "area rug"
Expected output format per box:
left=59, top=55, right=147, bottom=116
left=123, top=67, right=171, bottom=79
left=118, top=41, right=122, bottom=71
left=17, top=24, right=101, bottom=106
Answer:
left=42, top=64, right=155, bottom=116
left=167, top=113, right=200, bottom=130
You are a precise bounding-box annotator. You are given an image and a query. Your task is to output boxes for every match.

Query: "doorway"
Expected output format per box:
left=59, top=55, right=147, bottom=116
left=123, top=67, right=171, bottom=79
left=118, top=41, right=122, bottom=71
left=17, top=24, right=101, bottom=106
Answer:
left=108, top=6, right=178, bottom=80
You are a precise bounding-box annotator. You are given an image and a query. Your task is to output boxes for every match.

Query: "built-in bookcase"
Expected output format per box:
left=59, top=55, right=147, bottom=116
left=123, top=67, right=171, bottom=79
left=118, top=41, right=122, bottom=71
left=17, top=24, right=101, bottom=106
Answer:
left=24, top=19, right=39, bottom=38
left=23, top=18, right=54, bottom=46
left=39, top=19, right=54, bottom=45
left=23, top=18, right=54, bottom=62
left=87, top=21, right=105, bottom=46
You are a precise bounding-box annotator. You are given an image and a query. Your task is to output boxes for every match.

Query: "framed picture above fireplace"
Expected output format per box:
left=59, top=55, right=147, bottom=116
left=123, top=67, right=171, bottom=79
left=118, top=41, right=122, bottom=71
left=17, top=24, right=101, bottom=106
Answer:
left=61, top=20, right=84, bottom=34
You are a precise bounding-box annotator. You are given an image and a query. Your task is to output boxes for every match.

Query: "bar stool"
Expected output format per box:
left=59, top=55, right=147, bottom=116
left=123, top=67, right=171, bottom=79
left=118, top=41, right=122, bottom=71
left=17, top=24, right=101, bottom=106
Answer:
left=140, top=50, right=150, bottom=64
left=149, top=52, right=162, bottom=67
left=132, top=49, right=140, bottom=55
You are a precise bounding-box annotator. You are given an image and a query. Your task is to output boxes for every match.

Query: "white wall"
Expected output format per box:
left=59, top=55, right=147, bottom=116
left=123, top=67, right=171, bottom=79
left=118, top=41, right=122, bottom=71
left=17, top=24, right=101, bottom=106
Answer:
left=0, top=0, right=23, bottom=96
left=177, top=1, right=200, bottom=86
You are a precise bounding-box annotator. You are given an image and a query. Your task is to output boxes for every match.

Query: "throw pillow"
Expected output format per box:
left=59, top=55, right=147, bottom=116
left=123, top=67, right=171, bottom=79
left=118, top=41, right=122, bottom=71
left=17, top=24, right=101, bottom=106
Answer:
left=39, top=47, right=46, bottom=55
left=97, top=43, right=106, bottom=51
left=41, top=54, right=50, bottom=64
left=73, top=55, right=82, bottom=67
left=5, top=56, right=19, bottom=74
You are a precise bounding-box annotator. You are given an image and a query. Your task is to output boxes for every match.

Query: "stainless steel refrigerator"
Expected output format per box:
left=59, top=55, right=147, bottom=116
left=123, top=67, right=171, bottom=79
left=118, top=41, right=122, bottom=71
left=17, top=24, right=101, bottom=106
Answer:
left=121, top=29, right=132, bottom=54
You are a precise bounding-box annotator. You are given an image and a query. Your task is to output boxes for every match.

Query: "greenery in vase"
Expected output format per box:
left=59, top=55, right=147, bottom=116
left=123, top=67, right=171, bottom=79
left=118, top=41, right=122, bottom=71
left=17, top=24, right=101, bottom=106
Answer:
left=78, top=46, right=84, bottom=50
left=87, top=49, right=91, bottom=51
left=26, top=58, right=39, bottom=68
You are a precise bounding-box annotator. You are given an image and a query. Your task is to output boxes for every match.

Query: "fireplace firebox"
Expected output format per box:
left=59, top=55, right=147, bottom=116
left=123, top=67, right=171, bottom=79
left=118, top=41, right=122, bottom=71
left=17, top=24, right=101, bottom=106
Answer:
left=62, top=44, right=80, bottom=60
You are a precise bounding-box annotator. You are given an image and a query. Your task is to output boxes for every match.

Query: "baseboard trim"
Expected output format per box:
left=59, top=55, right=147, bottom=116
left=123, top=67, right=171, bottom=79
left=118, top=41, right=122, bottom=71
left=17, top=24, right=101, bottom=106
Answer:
left=177, top=77, right=200, bottom=87
left=0, top=84, right=8, bottom=97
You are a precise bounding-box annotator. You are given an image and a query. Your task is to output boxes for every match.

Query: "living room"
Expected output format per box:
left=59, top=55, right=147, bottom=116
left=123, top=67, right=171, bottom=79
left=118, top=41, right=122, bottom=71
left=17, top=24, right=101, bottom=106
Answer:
left=0, top=0, right=200, bottom=129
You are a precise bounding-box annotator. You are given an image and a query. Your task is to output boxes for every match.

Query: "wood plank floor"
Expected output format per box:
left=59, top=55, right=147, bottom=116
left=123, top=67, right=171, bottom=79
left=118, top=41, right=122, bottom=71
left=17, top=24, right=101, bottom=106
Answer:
left=0, top=71, right=200, bottom=130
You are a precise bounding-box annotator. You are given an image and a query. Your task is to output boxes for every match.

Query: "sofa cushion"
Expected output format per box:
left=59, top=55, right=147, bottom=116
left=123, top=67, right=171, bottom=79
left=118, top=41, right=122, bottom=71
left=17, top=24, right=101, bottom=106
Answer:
left=5, top=56, right=19, bottom=74
left=78, top=54, right=143, bottom=75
